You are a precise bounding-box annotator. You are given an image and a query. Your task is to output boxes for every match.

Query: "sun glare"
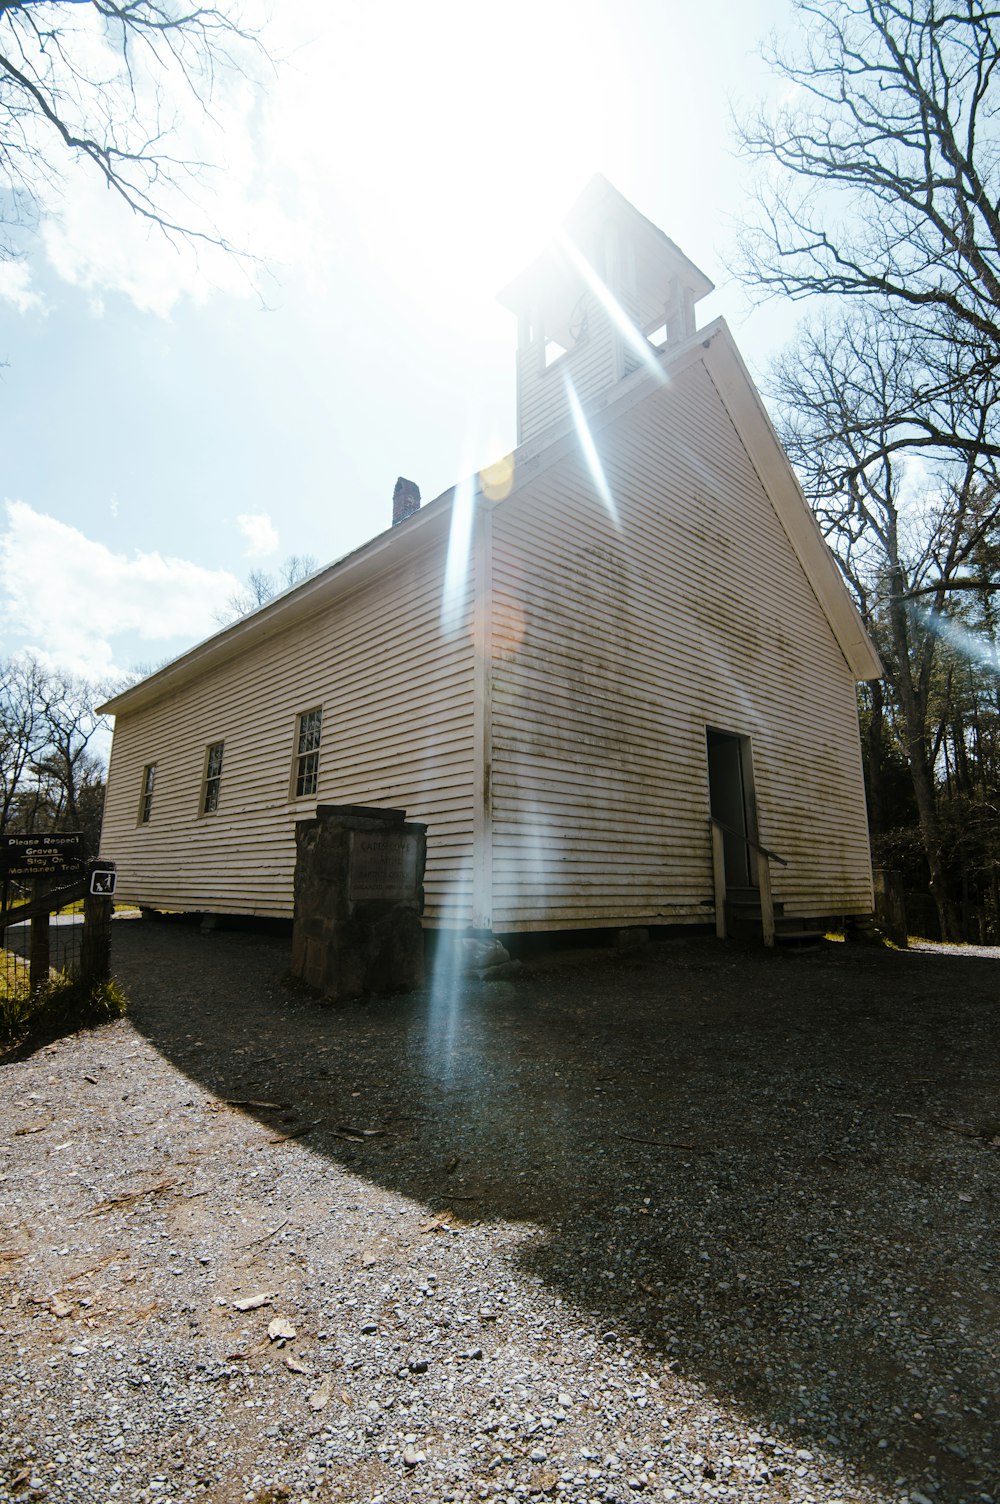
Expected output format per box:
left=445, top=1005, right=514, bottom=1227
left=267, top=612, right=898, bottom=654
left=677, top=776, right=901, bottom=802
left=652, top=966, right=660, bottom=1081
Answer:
left=441, top=472, right=476, bottom=638
left=555, top=230, right=667, bottom=385
left=273, top=2, right=620, bottom=327
left=564, top=377, right=620, bottom=529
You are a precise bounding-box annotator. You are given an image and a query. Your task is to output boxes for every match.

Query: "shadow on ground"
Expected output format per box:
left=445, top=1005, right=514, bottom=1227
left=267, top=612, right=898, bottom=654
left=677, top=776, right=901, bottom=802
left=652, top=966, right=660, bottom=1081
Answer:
left=106, top=921, right=998, bottom=1502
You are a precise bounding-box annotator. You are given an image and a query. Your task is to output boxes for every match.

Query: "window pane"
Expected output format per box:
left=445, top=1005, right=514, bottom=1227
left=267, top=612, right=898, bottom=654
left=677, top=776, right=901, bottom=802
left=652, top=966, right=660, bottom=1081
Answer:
left=296, top=751, right=319, bottom=798
left=140, top=763, right=156, bottom=823
left=294, top=709, right=322, bottom=798
left=298, top=708, right=322, bottom=755
left=203, top=742, right=223, bottom=814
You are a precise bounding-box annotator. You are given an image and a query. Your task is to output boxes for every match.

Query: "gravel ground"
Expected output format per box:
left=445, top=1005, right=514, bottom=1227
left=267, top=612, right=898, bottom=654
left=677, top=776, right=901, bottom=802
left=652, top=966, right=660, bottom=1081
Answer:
left=1, top=921, right=997, bottom=1504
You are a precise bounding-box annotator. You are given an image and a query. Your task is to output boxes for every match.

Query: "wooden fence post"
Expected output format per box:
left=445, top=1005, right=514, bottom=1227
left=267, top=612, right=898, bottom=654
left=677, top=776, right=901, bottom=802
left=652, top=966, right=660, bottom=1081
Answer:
left=711, top=821, right=727, bottom=940
left=80, top=862, right=115, bottom=987
left=29, top=878, right=51, bottom=994
left=756, top=848, right=775, bottom=948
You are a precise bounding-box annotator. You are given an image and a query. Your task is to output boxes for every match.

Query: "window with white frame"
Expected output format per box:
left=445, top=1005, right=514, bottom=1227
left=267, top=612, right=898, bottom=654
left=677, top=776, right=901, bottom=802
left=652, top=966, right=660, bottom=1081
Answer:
left=293, top=708, right=322, bottom=798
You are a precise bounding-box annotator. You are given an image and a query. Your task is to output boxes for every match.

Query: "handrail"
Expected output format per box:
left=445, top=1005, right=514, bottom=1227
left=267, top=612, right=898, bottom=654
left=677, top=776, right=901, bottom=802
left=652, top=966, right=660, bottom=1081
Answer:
left=708, top=816, right=788, bottom=868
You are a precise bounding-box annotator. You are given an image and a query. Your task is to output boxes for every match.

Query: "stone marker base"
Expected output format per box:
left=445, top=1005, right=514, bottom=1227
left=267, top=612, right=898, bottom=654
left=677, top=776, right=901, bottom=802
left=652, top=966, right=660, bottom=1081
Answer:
left=292, top=805, right=426, bottom=1002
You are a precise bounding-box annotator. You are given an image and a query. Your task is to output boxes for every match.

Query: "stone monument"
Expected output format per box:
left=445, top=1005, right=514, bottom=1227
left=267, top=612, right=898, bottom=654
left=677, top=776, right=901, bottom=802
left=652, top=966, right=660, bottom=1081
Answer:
left=292, top=804, right=426, bottom=1001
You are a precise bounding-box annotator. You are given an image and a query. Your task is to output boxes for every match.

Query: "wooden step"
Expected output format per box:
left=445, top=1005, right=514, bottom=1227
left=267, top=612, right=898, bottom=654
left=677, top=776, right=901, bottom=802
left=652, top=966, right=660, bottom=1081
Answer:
left=724, top=901, right=822, bottom=945
left=774, top=926, right=826, bottom=945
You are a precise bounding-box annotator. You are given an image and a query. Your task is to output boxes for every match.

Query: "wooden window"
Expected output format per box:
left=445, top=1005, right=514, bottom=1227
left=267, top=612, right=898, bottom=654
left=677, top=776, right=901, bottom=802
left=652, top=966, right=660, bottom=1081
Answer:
left=294, top=708, right=323, bottom=798
left=202, top=741, right=224, bottom=815
left=139, top=763, right=156, bottom=824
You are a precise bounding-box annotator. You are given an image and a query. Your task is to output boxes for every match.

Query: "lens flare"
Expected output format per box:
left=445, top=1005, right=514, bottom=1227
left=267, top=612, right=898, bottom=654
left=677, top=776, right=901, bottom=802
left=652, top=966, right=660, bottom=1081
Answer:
left=441, top=474, right=476, bottom=638
left=425, top=857, right=475, bottom=1085
left=564, top=375, right=620, bottom=528
left=480, top=454, right=515, bottom=501
left=554, top=229, right=667, bottom=385
left=911, top=604, right=999, bottom=671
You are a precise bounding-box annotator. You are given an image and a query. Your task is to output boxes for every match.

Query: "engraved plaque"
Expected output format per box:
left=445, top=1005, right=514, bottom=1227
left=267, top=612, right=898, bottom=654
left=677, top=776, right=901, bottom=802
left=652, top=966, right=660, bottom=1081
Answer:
left=349, top=829, right=418, bottom=902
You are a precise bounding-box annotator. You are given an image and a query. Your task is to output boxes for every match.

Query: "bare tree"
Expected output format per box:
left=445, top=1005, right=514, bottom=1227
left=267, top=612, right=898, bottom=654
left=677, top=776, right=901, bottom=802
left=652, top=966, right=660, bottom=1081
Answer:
left=214, top=552, right=319, bottom=625
left=0, top=1, right=267, bottom=262
left=736, top=1, right=1000, bottom=938
left=770, top=315, right=1000, bottom=936
left=737, top=0, right=1000, bottom=483
left=35, top=669, right=107, bottom=836
left=0, top=655, right=110, bottom=852
left=0, top=653, right=45, bottom=832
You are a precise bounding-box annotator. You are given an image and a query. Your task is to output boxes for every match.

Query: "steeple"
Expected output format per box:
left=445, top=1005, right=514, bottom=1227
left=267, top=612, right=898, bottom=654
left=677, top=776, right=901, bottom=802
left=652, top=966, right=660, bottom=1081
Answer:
left=497, top=176, right=714, bottom=445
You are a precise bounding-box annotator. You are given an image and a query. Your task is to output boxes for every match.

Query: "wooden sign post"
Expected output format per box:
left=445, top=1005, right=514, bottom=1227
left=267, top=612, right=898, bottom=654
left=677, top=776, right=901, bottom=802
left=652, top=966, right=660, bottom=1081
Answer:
left=80, top=864, right=117, bottom=986
left=29, top=877, right=51, bottom=995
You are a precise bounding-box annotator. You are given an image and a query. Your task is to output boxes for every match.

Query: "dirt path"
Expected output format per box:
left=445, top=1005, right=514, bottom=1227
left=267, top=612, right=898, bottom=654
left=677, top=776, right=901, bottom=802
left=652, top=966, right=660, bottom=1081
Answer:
left=1, top=924, right=997, bottom=1504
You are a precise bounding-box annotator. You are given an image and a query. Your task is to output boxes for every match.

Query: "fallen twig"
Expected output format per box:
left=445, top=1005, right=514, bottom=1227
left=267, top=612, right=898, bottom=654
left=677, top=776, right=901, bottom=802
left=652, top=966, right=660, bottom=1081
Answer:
left=419, top=1211, right=457, bottom=1233
left=617, top=1134, right=709, bottom=1152
left=238, top=1218, right=290, bottom=1249
left=123, top=1302, right=159, bottom=1326
left=333, top=1124, right=385, bottom=1141
left=53, top=1250, right=129, bottom=1287
left=267, top=1122, right=319, bottom=1145
left=224, top=1099, right=286, bottom=1110
left=226, top=1336, right=270, bottom=1360
left=80, top=1178, right=181, bottom=1217
left=894, top=1112, right=1000, bottom=1146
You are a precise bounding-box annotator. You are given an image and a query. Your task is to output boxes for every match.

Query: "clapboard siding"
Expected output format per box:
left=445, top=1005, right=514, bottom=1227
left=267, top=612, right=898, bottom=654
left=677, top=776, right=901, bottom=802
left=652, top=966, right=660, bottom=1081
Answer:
left=517, top=317, right=618, bottom=444
left=489, top=355, right=873, bottom=929
left=101, top=330, right=874, bottom=936
left=100, top=539, right=476, bottom=924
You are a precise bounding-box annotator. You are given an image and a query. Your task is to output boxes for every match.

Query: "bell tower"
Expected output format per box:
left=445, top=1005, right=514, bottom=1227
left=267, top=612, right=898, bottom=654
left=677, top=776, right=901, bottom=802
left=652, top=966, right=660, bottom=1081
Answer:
left=497, top=176, right=714, bottom=446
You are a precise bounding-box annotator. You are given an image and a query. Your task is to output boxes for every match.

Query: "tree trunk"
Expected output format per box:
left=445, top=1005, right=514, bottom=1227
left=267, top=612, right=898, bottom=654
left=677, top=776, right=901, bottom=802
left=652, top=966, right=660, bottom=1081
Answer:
left=863, top=680, right=886, bottom=834
left=888, top=574, right=963, bottom=942
left=904, top=729, right=961, bottom=940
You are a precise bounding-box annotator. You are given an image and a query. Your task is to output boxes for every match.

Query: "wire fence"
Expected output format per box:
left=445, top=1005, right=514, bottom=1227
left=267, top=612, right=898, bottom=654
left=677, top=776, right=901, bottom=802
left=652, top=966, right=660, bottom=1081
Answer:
left=1, top=878, right=85, bottom=1002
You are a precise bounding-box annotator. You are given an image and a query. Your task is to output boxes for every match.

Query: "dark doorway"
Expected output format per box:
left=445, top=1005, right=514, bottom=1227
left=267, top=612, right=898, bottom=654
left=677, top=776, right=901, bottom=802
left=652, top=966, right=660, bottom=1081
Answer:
left=706, top=727, right=756, bottom=890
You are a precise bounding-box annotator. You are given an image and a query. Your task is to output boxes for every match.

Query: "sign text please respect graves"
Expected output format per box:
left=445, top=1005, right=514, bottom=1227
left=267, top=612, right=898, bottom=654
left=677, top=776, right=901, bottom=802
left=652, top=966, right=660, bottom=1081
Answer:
left=0, top=833, right=85, bottom=879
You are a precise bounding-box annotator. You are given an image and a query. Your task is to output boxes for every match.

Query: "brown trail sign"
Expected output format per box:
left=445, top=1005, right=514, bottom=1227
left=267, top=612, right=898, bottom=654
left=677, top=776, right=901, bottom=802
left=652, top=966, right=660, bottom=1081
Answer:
left=1, top=832, right=84, bottom=880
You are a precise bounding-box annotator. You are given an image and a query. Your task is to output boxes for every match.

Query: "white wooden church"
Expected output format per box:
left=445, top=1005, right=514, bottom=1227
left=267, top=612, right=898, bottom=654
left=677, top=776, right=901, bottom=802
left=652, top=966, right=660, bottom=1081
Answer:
left=99, top=176, right=882, bottom=936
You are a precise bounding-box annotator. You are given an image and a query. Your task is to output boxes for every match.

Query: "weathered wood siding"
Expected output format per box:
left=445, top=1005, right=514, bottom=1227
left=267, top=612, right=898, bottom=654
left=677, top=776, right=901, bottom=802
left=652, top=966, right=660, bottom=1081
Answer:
left=100, top=539, right=476, bottom=925
left=489, top=357, right=873, bottom=930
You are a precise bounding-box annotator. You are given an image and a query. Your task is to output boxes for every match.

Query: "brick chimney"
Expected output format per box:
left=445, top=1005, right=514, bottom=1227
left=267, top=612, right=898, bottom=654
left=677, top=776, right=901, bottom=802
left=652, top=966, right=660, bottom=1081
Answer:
left=392, top=477, right=421, bottom=526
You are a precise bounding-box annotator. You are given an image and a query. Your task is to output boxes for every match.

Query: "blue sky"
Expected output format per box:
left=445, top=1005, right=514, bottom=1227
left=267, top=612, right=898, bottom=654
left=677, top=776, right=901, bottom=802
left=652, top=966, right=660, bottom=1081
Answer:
left=0, top=0, right=796, bottom=684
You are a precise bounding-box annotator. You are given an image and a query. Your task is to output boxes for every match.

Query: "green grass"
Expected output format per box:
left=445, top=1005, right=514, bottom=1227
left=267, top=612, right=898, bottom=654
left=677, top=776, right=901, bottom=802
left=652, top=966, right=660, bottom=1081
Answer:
left=52, top=901, right=135, bottom=916
left=0, top=952, right=127, bottom=1046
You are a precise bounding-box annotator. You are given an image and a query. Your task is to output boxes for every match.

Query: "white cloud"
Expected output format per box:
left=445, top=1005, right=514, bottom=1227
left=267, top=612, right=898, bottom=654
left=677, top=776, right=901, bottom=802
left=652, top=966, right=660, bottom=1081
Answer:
left=37, top=137, right=301, bottom=317
left=236, top=511, right=279, bottom=558
left=0, top=260, right=47, bottom=314
left=41, top=185, right=221, bottom=318
left=0, top=500, right=240, bottom=681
